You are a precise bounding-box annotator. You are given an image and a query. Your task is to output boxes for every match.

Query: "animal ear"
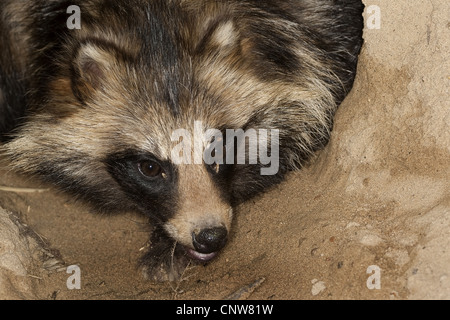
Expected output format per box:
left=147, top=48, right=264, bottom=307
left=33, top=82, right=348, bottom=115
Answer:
left=207, top=20, right=239, bottom=49
left=195, top=17, right=240, bottom=55
left=71, top=41, right=119, bottom=101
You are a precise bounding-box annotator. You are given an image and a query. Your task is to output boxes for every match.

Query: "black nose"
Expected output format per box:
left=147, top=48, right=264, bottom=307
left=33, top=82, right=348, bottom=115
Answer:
left=192, top=227, right=228, bottom=254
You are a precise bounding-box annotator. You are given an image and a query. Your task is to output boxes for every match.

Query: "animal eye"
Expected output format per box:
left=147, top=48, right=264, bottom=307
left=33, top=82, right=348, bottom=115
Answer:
left=138, top=160, right=164, bottom=178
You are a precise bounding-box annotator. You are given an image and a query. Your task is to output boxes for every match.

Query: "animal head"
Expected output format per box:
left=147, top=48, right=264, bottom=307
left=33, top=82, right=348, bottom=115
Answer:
left=3, top=0, right=356, bottom=261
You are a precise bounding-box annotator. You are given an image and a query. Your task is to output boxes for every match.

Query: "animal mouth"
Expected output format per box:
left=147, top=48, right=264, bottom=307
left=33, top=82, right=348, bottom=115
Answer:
left=184, top=247, right=219, bottom=262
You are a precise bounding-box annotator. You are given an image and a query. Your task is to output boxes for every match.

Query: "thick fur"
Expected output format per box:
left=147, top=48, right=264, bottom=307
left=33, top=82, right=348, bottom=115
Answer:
left=0, top=0, right=363, bottom=281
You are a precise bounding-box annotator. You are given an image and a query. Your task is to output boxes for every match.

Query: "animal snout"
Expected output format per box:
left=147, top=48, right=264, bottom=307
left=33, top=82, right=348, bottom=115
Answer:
left=192, top=226, right=228, bottom=254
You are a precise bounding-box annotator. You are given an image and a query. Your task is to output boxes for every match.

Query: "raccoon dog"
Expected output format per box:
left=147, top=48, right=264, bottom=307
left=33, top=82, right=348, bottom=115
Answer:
left=0, top=0, right=364, bottom=281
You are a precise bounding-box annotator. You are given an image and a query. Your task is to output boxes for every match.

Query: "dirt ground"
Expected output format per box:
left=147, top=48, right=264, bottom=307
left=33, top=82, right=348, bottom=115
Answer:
left=0, top=0, right=449, bottom=300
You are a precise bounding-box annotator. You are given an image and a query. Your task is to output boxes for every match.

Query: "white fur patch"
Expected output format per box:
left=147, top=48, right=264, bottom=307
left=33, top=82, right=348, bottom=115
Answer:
left=212, top=20, right=237, bottom=48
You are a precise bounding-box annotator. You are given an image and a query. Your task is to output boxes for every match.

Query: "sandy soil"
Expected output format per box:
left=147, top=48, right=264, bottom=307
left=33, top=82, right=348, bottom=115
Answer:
left=0, top=0, right=449, bottom=300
